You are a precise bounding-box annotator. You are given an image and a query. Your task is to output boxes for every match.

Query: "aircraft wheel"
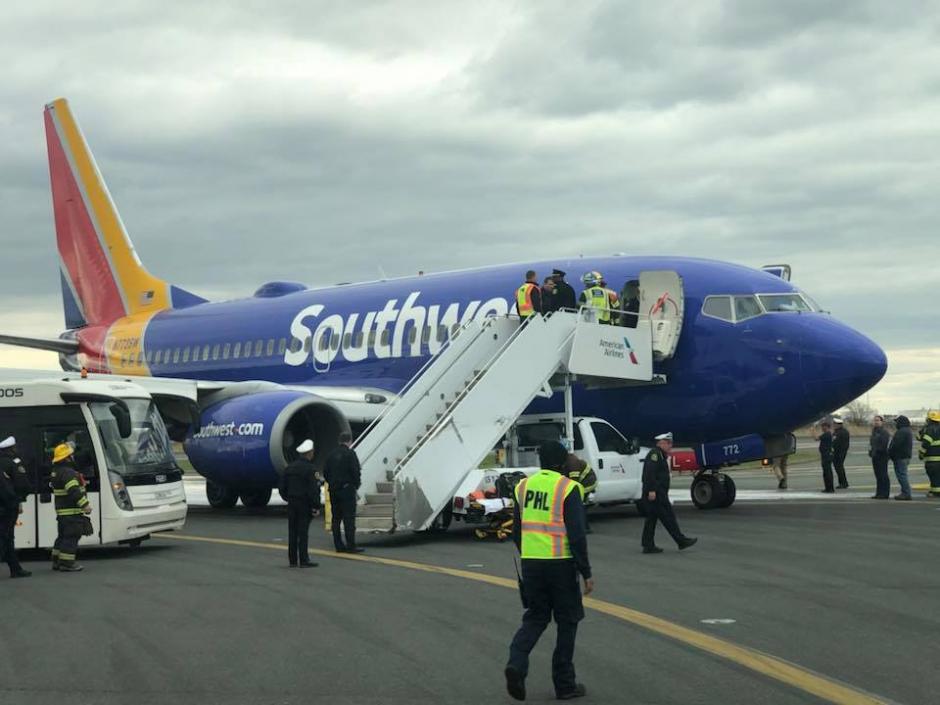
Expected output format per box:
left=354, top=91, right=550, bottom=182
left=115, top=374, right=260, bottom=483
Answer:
left=719, top=475, right=736, bottom=508
left=691, top=474, right=726, bottom=510
left=240, top=488, right=272, bottom=508
left=206, top=481, right=239, bottom=509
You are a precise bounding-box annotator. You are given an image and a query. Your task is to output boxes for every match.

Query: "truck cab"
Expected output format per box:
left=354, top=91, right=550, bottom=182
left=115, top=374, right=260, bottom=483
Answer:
left=510, top=414, right=646, bottom=504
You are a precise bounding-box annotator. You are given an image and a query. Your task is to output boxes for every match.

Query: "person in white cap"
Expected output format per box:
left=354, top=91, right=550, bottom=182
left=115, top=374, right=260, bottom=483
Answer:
left=0, top=436, right=32, bottom=578
left=278, top=439, right=321, bottom=568
left=641, top=433, right=697, bottom=554
left=831, top=417, right=851, bottom=489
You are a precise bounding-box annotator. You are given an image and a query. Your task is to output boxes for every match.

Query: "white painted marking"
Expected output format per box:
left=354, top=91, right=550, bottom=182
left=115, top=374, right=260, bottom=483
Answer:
left=701, top=618, right=737, bottom=625
left=466, top=564, right=484, bottom=568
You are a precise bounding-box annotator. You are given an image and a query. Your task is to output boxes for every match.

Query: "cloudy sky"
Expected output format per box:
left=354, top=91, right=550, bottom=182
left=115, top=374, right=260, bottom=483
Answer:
left=0, top=1, right=937, bottom=412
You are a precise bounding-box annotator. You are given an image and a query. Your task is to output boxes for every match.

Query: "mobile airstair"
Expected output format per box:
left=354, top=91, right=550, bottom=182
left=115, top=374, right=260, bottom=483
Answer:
left=353, top=270, right=683, bottom=532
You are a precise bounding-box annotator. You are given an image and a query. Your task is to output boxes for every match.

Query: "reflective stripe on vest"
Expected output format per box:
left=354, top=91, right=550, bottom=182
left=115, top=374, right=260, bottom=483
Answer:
left=517, top=283, right=538, bottom=317
left=515, top=471, right=581, bottom=559
left=585, top=287, right=610, bottom=322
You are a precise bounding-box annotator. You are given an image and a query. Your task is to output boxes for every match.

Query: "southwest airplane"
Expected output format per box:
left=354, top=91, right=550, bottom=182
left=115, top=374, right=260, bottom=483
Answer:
left=0, top=99, right=887, bottom=508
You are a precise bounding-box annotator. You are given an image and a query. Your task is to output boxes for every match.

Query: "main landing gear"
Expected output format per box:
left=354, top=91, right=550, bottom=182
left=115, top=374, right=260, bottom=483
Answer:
left=690, top=471, right=736, bottom=509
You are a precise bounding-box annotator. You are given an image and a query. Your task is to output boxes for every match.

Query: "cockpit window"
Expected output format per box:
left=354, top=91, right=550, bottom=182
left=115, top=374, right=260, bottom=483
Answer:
left=758, top=294, right=812, bottom=313
left=733, top=295, right=762, bottom=321
left=702, top=296, right=733, bottom=322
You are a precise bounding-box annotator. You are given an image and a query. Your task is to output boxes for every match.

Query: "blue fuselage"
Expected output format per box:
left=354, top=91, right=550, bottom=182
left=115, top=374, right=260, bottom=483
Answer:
left=122, top=256, right=886, bottom=443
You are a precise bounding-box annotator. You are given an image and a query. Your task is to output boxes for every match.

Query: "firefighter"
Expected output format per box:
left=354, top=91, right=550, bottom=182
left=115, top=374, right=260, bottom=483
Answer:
left=515, top=270, right=542, bottom=320
left=578, top=271, right=617, bottom=324
left=50, top=443, right=91, bottom=572
left=564, top=453, right=597, bottom=534
left=0, top=436, right=31, bottom=578
left=505, top=441, right=592, bottom=701
left=641, top=433, right=697, bottom=553
left=919, top=410, right=940, bottom=498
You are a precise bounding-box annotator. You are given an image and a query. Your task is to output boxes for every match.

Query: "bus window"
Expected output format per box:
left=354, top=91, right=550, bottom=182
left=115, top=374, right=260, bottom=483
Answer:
left=41, top=426, right=100, bottom=491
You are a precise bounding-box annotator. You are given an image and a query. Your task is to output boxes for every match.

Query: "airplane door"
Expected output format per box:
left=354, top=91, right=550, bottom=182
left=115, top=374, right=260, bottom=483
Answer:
left=639, top=270, right=684, bottom=360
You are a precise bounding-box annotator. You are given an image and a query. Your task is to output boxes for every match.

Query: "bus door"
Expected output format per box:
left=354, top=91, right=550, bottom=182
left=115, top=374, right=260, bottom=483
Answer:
left=36, top=424, right=102, bottom=547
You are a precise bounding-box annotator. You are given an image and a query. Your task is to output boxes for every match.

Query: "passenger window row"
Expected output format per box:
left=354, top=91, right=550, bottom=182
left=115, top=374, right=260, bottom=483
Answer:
left=116, top=321, right=464, bottom=367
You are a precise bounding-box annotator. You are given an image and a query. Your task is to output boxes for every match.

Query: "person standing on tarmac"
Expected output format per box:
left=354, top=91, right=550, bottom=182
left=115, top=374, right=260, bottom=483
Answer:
left=278, top=439, right=321, bottom=568
left=564, top=453, right=596, bottom=534
left=640, top=433, right=697, bottom=554
left=0, top=436, right=32, bottom=578
left=869, top=415, right=891, bottom=499
left=889, top=415, right=914, bottom=500
left=324, top=432, right=364, bottom=553
left=771, top=455, right=789, bottom=490
left=50, top=443, right=91, bottom=572
left=817, top=421, right=835, bottom=493
left=515, top=270, right=542, bottom=320
left=832, top=417, right=851, bottom=488
left=918, top=410, right=940, bottom=498
left=505, top=441, right=592, bottom=701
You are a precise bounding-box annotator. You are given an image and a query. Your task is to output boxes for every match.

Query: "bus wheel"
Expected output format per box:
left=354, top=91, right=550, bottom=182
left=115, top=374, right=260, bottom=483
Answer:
left=206, top=481, right=239, bottom=509
left=240, top=488, right=272, bottom=508
left=127, top=538, right=143, bottom=548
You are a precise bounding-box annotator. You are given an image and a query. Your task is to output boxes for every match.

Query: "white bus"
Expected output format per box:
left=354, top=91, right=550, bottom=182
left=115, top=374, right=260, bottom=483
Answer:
left=3, top=378, right=188, bottom=550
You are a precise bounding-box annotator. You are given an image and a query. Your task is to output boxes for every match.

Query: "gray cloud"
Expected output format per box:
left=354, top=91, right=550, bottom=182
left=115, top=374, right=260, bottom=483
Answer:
left=0, top=1, right=938, bottom=409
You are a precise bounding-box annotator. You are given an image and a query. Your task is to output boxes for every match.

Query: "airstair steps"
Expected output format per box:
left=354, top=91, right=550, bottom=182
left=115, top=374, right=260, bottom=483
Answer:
left=354, top=308, right=660, bottom=534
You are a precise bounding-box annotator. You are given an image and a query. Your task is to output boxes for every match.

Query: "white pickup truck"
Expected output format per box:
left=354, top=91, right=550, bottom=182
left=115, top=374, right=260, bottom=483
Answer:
left=450, top=414, right=648, bottom=532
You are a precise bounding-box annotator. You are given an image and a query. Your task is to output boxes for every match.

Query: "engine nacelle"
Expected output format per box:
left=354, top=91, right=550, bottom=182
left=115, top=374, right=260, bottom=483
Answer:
left=184, top=390, right=349, bottom=490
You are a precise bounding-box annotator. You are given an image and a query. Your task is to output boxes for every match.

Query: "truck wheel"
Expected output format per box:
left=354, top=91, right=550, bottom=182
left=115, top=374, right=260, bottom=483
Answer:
left=719, top=475, right=736, bottom=508
left=691, top=474, right=727, bottom=510
left=240, top=488, right=272, bottom=508
left=206, top=481, right=239, bottom=509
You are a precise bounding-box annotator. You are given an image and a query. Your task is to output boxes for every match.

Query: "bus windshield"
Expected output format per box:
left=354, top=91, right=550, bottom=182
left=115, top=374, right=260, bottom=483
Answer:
left=91, top=399, right=176, bottom=475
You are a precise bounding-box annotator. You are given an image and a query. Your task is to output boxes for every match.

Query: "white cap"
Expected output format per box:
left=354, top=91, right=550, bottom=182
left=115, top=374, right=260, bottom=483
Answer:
left=832, top=416, right=844, bottom=424
left=654, top=432, right=673, bottom=441
left=0, top=436, right=15, bottom=449
left=295, top=439, right=314, bottom=454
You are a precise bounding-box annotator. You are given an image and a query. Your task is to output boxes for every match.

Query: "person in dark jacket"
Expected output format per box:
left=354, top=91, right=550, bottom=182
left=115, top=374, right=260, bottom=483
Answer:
left=278, top=439, right=321, bottom=567
left=324, top=432, right=363, bottom=553
left=0, top=436, right=31, bottom=578
left=564, top=453, right=597, bottom=533
left=832, top=417, right=850, bottom=488
left=505, top=441, right=592, bottom=701
left=817, top=421, right=835, bottom=493
left=551, top=269, right=578, bottom=311
left=641, top=433, right=697, bottom=553
left=888, top=415, right=914, bottom=500
left=541, top=277, right=559, bottom=314
left=50, top=443, right=91, bottom=572
left=618, top=279, right=640, bottom=328
left=869, top=416, right=891, bottom=499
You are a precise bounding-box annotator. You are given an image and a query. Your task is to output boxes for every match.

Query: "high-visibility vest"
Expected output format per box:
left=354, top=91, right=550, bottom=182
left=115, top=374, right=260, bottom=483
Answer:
left=569, top=464, right=597, bottom=495
left=583, top=286, right=611, bottom=322
left=922, top=422, right=940, bottom=465
left=515, top=470, right=581, bottom=559
left=516, top=282, right=538, bottom=318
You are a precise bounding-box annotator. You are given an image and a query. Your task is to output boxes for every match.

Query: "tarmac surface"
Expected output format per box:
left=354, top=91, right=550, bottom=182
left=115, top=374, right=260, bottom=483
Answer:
left=3, top=452, right=938, bottom=705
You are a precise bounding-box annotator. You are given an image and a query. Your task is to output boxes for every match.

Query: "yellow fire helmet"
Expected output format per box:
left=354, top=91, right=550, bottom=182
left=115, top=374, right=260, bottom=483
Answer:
left=52, top=442, right=75, bottom=464
left=928, top=410, right=940, bottom=423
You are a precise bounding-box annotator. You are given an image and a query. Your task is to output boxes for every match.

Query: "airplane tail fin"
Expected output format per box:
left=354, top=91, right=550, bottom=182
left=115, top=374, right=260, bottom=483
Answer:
left=44, top=98, right=205, bottom=329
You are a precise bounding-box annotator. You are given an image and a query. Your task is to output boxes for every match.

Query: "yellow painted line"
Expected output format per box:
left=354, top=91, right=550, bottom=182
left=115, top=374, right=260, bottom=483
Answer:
left=163, top=533, right=887, bottom=705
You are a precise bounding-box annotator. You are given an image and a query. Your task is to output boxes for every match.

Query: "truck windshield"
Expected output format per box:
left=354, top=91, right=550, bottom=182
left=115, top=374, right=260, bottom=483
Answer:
left=91, top=400, right=175, bottom=475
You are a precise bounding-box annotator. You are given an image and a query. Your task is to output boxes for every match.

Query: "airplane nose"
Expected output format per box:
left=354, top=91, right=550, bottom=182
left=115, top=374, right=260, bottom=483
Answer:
left=800, top=318, right=888, bottom=412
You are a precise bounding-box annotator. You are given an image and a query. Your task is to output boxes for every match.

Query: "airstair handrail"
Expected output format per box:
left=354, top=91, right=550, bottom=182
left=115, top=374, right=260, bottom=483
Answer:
left=352, top=316, right=491, bottom=449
